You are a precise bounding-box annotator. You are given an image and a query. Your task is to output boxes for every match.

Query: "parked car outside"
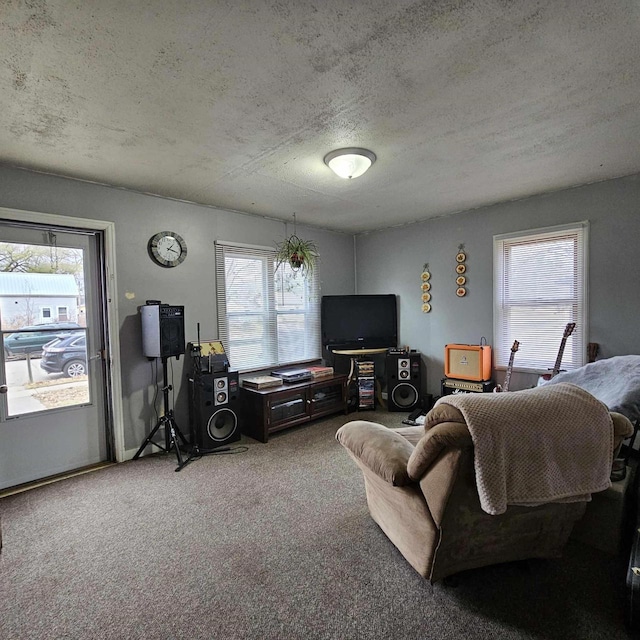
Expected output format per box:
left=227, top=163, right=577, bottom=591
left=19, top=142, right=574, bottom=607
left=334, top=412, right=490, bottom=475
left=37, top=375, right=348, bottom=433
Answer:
left=40, top=331, right=87, bottom=377
left=3, top=322, right=82, bottom=359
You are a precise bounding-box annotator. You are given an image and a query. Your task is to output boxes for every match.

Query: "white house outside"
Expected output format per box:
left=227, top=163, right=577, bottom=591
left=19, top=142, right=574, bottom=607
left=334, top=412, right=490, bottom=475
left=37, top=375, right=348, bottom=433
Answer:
left=0, top=272, right=81, bottom=329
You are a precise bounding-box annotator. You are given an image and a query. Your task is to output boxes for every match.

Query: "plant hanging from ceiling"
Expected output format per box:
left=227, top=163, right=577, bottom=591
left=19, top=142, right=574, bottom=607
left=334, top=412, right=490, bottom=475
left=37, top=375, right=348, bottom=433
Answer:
left=275, top=213, right=319, bottom=276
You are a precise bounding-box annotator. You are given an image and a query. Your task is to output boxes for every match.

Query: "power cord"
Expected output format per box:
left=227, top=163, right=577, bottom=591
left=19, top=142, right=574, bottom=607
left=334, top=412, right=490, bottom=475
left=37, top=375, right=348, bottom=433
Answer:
left=150, top=358, right=160, bottom=423
left=188, top=445, right=249, bottom=461
left=169, top=357, right=175, bottom=409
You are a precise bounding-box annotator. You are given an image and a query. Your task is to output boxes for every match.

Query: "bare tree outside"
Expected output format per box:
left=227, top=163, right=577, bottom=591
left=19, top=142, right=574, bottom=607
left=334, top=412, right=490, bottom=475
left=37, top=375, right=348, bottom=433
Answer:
left=9, top=281, right=36, bottom=328
left=0, top=242, right=83, bottom=286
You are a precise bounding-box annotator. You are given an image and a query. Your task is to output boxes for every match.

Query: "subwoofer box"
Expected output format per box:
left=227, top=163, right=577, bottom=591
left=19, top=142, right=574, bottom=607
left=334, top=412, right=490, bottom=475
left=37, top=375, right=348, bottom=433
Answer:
left=189, top=370, right=241, bottom=451
left=444, top=344, right=492, bottom=381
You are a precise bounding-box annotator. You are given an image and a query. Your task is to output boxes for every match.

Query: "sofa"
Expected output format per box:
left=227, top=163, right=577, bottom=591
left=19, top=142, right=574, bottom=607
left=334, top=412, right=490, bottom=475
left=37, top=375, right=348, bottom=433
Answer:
left=337, top=383, right=634, bottom=583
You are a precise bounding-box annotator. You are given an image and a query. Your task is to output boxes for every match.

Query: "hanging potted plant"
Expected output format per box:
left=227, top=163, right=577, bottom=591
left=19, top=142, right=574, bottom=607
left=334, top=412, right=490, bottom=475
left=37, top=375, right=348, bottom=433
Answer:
left=275, top=214, right=319, bottom=276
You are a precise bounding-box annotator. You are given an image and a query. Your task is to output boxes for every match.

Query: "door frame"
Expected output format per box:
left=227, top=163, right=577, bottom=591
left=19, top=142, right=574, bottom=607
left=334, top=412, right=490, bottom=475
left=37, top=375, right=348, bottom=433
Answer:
left=0, top=206, right=126, bottom=462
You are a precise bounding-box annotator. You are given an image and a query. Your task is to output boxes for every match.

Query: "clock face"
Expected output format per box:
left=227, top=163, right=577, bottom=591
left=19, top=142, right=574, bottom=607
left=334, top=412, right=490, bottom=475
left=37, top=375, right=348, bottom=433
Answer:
left=148, top=231, right=187, bottom=267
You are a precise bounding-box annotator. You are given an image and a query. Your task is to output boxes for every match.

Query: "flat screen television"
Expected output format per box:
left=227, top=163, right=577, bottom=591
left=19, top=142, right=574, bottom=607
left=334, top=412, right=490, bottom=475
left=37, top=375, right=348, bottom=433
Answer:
left=321, top=294, right=398, bottom=350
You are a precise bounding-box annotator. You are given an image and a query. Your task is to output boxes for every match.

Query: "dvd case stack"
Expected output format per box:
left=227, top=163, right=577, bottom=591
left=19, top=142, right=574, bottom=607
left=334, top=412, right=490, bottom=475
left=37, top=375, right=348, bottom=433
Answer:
left=356, top=360, right=375, bottom=410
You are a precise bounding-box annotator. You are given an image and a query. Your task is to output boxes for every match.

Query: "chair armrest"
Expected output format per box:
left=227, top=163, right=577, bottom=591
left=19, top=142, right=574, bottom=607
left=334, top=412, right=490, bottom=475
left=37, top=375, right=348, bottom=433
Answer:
left=407, top=422, right=472, bottom=481
left=336, top=421, right=415, bottom=486
left=611, top=412, right=634, bottom=439
left=611, top=412, right=635, bottom=458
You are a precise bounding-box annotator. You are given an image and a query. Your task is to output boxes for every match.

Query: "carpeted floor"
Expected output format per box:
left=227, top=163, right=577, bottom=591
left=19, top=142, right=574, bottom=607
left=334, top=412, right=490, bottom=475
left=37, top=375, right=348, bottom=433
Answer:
left=0, top=410, right=633, bottom=639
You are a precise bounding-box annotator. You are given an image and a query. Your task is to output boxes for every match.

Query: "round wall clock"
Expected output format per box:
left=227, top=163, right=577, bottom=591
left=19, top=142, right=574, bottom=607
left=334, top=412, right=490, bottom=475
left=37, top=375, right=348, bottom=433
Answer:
left=148, top=231, right=187, bottom=268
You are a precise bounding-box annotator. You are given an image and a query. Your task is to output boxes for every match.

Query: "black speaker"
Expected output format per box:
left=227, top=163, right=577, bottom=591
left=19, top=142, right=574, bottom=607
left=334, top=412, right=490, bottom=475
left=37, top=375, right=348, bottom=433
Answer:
left=386, top=351, right=422, bottom=411
left=189, top=370, right=241, bottom=450
left=141, top=304, right=185, bottom=359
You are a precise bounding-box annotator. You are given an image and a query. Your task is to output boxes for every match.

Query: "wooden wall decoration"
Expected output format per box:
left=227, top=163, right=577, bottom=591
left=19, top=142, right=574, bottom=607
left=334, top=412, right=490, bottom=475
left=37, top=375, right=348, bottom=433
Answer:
left=421, top=263, right=431, bottom=312
left=455, top=244, right=466, bottom=297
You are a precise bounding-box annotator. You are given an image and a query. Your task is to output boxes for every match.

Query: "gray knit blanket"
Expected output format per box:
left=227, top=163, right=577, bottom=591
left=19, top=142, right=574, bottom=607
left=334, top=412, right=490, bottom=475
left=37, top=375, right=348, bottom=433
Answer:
left=542, top=355, right=640, bottom=422
left=437, top=383, right=613, bottom=515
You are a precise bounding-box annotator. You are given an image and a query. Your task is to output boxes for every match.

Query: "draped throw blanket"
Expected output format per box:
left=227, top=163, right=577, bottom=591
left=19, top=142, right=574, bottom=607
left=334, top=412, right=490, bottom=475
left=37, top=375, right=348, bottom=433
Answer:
left=437, top=383, right=614, bottom=515
left=542, top=355, right=640, bottom=422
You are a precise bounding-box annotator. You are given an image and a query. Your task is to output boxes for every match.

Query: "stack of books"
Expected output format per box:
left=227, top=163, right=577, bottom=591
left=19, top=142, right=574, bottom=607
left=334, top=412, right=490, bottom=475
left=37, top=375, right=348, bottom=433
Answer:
left=242, top=375, right=282, bottom=390
left=308, top=365, right=334, bottom=379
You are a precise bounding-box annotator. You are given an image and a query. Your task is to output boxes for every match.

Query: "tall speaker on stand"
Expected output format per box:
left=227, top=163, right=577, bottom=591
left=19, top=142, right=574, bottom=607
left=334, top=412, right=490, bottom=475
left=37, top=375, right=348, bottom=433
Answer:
left=140, top=303, right=186, bottom=359
left=386, top=351, right=422, bottom=411
left=134, top=303, right=191, bottom=471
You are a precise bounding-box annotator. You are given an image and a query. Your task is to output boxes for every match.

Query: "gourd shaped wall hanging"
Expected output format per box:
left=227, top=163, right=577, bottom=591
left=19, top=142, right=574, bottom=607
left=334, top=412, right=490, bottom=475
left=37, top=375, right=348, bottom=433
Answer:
left=421, top=263, right=431, bottom=312
left=455, top=244, right=467, bottom=297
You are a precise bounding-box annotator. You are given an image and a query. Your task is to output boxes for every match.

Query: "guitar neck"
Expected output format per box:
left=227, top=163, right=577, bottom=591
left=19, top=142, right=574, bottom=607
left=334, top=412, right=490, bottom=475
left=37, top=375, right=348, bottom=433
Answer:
left=551, top=340, right=568, bottom=377
left=503, top=352, right=515, bottom=392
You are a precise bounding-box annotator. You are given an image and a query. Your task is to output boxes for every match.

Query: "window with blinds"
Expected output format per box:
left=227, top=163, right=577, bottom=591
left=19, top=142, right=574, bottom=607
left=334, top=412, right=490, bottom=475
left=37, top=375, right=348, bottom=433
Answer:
left=215, top=241, right=321, bottom=372
left=493, top=222, right=588, bottom=373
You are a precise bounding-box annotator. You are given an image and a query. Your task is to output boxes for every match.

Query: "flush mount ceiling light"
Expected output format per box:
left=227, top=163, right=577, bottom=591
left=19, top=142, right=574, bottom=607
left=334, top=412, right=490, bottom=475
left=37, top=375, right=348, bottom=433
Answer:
left=324, top=147, right=376, bottom=179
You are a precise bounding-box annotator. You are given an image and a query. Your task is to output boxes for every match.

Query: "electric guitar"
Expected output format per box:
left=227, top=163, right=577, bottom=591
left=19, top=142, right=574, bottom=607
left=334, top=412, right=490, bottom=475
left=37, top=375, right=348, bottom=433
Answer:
left=538, top=322, right=576, bottom=384
left=494, top=340, right=519, bottom=392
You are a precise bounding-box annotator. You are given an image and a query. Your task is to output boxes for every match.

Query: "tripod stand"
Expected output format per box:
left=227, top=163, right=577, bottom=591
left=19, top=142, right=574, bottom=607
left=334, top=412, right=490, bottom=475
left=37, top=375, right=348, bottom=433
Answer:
left=133, top=356, right=193, bottom=471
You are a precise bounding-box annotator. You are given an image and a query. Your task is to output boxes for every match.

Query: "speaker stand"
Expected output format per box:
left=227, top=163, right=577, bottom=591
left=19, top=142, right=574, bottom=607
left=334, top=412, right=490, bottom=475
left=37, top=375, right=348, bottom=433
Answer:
left=133, top=357, right=193, bottom=472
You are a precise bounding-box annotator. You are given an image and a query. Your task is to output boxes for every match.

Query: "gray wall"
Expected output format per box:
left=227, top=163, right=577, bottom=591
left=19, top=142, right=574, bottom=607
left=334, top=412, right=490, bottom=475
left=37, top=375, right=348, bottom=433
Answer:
left=3, top=165, right=639, bottom=446
left=355, top=173, right=640, bottom=396
left=0, top=166, right=355, bottom=451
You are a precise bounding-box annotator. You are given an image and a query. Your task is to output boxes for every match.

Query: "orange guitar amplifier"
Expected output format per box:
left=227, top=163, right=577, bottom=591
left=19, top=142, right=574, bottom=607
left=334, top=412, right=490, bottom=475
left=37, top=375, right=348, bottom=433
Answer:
left=444, top=344, right=492, bottom=381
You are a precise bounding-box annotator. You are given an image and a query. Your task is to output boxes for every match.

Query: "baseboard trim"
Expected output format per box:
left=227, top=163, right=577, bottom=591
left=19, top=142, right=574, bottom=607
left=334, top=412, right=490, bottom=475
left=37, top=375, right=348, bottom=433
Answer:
left=123, top=443, right=165, bottom=461
left=0, top=462, right=115, bottom=498
left=1, top=443, right=169, bottom=496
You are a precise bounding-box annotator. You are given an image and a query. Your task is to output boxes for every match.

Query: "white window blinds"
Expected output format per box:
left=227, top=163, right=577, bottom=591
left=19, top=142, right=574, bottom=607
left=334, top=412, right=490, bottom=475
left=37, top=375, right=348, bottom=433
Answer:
left=493, top=222, right=588, bottom=373
left=215, top=241, right=321, bottom=372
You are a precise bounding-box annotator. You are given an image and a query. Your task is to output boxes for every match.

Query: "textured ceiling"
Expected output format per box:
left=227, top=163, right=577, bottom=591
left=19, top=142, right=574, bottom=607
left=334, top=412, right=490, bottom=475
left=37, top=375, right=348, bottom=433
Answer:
left=1, top=1, right=639, bottom=233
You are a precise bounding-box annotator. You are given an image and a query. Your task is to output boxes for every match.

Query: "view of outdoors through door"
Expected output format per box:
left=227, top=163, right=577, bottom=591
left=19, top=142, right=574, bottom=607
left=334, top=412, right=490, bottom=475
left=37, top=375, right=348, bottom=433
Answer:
left=1, top=241, right=89, bottom=415
left=0, top=220, right=109, bottom=491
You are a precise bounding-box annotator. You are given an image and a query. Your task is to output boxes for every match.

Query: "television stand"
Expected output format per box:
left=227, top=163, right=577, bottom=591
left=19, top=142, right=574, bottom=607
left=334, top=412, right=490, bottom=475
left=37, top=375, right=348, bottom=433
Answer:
left=240, top=374, right=348, bottom=443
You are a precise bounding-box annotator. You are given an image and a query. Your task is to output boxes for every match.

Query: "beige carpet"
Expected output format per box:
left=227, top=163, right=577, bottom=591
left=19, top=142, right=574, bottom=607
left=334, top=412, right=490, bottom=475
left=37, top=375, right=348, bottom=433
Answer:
left=0, top=409, right=632, bottom=639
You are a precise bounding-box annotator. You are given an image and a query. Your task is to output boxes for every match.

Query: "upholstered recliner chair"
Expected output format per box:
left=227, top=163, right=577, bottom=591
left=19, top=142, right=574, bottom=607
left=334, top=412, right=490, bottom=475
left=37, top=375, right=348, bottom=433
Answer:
left=337, top=383, right=633, bottom=583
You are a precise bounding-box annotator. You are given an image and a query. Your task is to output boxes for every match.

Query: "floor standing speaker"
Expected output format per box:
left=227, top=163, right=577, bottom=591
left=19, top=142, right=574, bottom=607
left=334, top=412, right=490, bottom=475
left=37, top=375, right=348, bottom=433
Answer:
left=189, top=370, right=241, bottom=450
left=386, top=351, right=422, bottom=411
left=141, top=304, right=185, bottom=359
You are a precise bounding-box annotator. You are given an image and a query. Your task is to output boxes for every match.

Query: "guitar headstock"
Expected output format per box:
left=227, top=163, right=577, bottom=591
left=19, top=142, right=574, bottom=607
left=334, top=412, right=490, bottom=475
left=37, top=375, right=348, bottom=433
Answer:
left=511, top=340, right=520, bottom=352
left=564, top=323, right=576, bottom=338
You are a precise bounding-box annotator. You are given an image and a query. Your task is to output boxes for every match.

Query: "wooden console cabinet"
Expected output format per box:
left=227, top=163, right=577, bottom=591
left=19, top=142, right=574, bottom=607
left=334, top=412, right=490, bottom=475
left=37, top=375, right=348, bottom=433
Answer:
left=240, top=374, right=348, bottom=442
